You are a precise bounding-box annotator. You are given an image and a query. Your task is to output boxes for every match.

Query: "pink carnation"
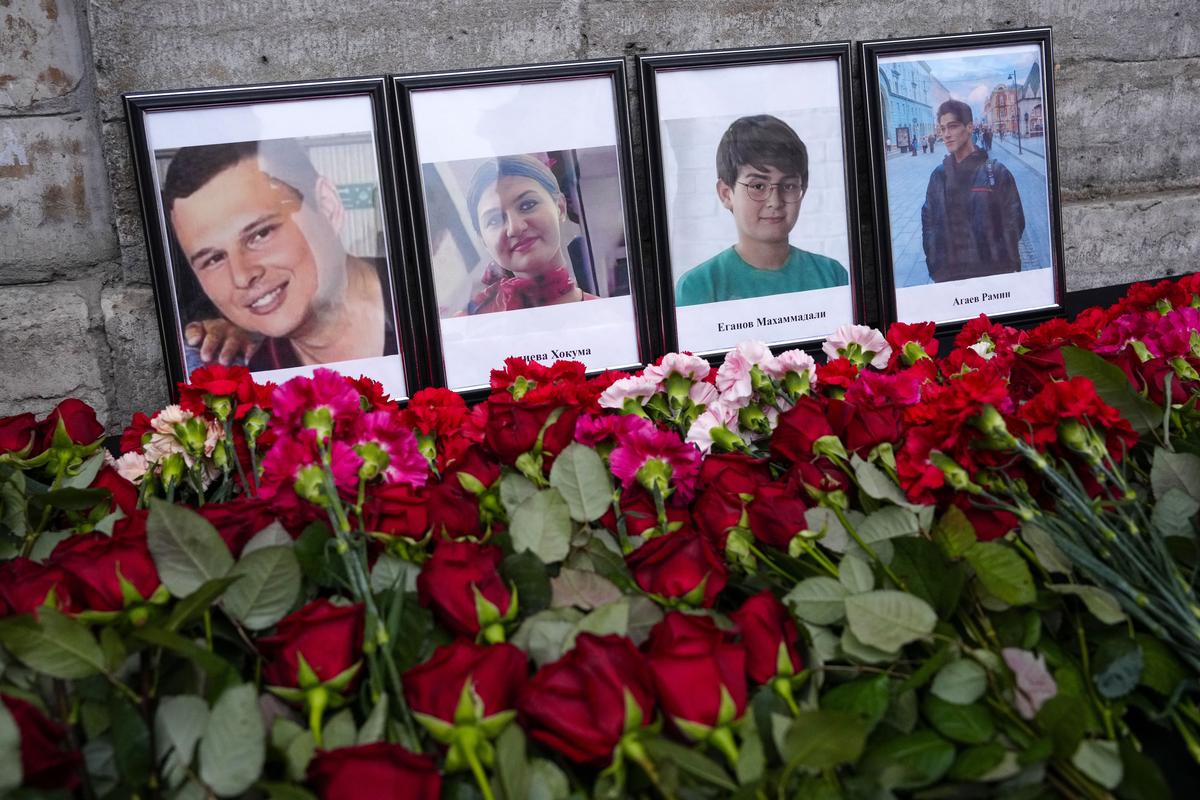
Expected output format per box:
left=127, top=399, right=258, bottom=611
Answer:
left=599, top=374, right=661, bottom=410
left=822, top=325, right=892, bottom=369
left=351, top=411, right=429, bottom=487
left=716, top=342, right=773, bottom=404
left=643, top=353, right=712, bottom=383
left=689, top=381, right=719, bottom=408
left=609, top=424, right=702, bottom=500
left=259, top=431, right=363, bottom=509
left=271, top=369, right=363, bottom=435
left=763, top=349, right=817, bottom=383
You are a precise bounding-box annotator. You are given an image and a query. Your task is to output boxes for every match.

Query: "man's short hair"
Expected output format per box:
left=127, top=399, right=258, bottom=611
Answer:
left=715, top=115, right=809, bottom=193
left=162, top=138, right=320, bottom=211
left=937, top=100, right=973, bottom=127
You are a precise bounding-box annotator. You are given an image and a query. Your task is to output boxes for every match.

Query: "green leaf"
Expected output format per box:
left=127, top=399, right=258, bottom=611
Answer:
left=1152, top=488, right=1200, bottom=537
left=258, top=782, right=319, bottom=800
left=948, top=742, right=1007, bottom=781
left=240, top=522, right=293, bottom=556
left=222, top=545, right=301, bottom=630
left=1047, top=584, right=1126, bottom=625
left=932, top=505, right=976, bottom=559
left=28, top=487, right=109, bottom=516
left=495, top=724, right=531, bottom=800
left=820, top=675, right=890, bottom=727
left=565, top=598, right=631, bottom=651
left=1151, top=447, right=1200, bottom=501
left=922, top=695, right=994, bottom=744
left=841, top=627, right=900, bottom=664
left=500, top=473, right=538, bottom=516
left=1071, top=739, right=1123, bottom=790
left=844, top=590, right=937, bottom=653
left=510, top=489, right=573, bottom=564
left=111, top=694, right=152, bottom=785
left=147, top=498, right=234, bottom=598
left=1136, top=633, right=1186, bottom=695
left=964, top=541, right=1035, bottom=606
left=155, top=695, right=209, bottom=788
left=162, top=575, right=241, bottom=633
left=783, top=709, right=869, bottom=769
left=852, top=456, right=924, bottom=510
left=26, top=529, right=73, bottom=563
left=1117, top=738, right=1171, bottom=800
left=784, top=577, right=848, bottom=626
left=931, top=659, right=988, bottom=705
left=293, top=522, right=339, bottom=588
left=62, top=451, right=106, bottom=490
left=1036, top=694, right=1088, bottom=758
left=528, top=758, right=570, bottom=800
left=862, top=729, right=955, bottom=790
left=500, top=551, right=552, bottom=615
left=736, top=725, right=766, bottom=786
left=369, top=554, right=418, bottom=595
left=644, top=735, right=737, bottom=790
left=322, top=709, right=356, bottom=750
left=889, top=537, right=965, bottom=618
left=511, top=608, right=584, bottom=667
left=548, top=443, right=613, bottom=522
left=1093, top=637, right=1143, bottom=699
left=357, top=696, right=388, bottom=745
left=199, top=684, right=265, bottom=797
left=133, top=627, right=238, bottom=695
left=549, top=567, right=622, bottom=610
left=1, top=468, right=29, bottom=539
left=838, top=554, right=875, bottom=594
left=858, top=506, right=921, bottom=544
left=0, top=607, right=106, bottom=679
left=1019, top=522, right=1072, bottom=574
left=1062, top=346, right=1162, bottom=434
left=0, top=701, right=21, bottom=793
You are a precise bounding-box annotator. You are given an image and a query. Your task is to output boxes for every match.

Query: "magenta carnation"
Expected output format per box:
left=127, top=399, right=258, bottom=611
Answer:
left=351, top=411, right=429, bottom=487
left=271, top=369, right=364, bottom=436
left=609, top=423, right=702, bottom=501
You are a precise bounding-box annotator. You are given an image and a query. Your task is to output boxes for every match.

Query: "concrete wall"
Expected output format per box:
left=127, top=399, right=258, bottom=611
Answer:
left=1, top=0, right=1197, bottom=427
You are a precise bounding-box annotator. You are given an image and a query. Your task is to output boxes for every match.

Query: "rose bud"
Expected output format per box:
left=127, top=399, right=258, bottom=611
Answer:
left=518, top=633, right=656, bottom=766
left=644, top=612, right=747, bottom=766
left=770, top=396, right=834, bottom=463
left=404, top=641, right=527, bottom=772
left=0, top=558, right=78, bottom=617
left=38, top=398, right=105, bottom=450
left=626, top=529, right=727, bottom=608
left=417, top=541, right=514, bottom=642
left=91, top=465, right=140, bottom=517
left=426, top=476, right=486, bottom=540
left=1, top=694, right=82, bottom=792
left=51, top=515, right=163, bottom=615
left=0, top=413, right=38, bottom=457
left=747, top=482, right=811, bottom=550
left=364, top=482, right=430, bottom=542
left=307, top=743, right=441, bottom=800
left=730, top=591, right=805, bottom=712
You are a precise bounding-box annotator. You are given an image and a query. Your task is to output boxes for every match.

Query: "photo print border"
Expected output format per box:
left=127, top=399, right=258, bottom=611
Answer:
left=637, top=42, right=866, bottom=363
left=124, top=77, right=426, bottom=401
left=860, top=28, right=1066, bottom=332
left=392, top=59, right=657, bottom=398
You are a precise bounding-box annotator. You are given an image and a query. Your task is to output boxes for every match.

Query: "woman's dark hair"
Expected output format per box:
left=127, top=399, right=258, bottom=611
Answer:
left=715, top=115, right=809, bottom=193
left=465, top=154, right=563, bottom=235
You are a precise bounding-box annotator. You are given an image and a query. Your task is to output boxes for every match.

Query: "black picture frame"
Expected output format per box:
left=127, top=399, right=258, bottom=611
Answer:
left=860, top=28, right=1066, bottom=333
left=392, top=59, right=656, bottom=398
left=124, top=77, right=425, bottom=401
left=638, top=42, right=865, bottom=364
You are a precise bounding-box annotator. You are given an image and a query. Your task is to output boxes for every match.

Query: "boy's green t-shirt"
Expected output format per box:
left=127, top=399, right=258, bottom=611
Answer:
left=675, top=246, right=849, bottom=307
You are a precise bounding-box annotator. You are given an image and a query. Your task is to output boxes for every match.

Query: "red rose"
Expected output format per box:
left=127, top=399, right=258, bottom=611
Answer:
left=484, top=393, right=555, bottom=463
left=426, top=477, right=484, bottom=540
left=518, top=633, right=656, bottom=765
left=196, top=497, right=280, bottom=557
left=729, top=591, right=804, bottom=684
left=307, top=743, right=440, bottom=800
left=1, top=694, right=81, bottom=791
left=827, top=398, right=904, bottom=457
left=952, top=495, right=1019, bottom=543
left=645, top=613, right=747, bottom=736
left=258, top=599, right=365, bottom=688
left=51, top=516, right=160, bottom=611
left=37, top=398, right=104, bottom=450
left=599, top=485, right=689, bottom=539
left=364, top=482, right=430, bottom=540
left=120, top=412, right=153, bottom=454
left=787, top=458, right=853, bottom=500
left=626, top=529, right=727, bottom=608
left=693, top=486, right=748, bottom=550
left=404, top=641, right=527, bottom=725
left=696, top=452, right=771, bottom=494
left=445, top=444, right=502, bottom=489
left=770, top=396, right=834, bottom=463
left=747, top=482, right=811, bottom=549
left=417, top=541, right=512, bottom=638
left=0, top=412, right=38, bottom=456
left=0, top=558, right=78, bottom=616
left=91, top=465, right=139, bottom=516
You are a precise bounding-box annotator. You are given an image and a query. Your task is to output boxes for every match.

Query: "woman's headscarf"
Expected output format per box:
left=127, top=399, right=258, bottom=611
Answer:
left=465, top=154, right=562, bottom=236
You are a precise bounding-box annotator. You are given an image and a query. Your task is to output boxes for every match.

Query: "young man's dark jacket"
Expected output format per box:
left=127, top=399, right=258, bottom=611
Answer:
left=921, top=148, right=1025, bottom=283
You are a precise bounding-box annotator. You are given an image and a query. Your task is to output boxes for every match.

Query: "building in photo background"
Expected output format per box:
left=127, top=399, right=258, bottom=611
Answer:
left=877, top=61, right=950, bottom=153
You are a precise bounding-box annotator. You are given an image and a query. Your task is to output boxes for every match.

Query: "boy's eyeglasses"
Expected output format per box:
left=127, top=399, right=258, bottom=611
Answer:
left=737, top=180, right=804, bottom=203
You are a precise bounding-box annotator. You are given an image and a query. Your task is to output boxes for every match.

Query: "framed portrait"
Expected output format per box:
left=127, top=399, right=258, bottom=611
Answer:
left=861, top=28, right=1066, bottom=330
left=124, top=78, right=421, bottom=400
left=393, top=60, right=654, bottom=394
left=638, top=43, right=864, bottom=360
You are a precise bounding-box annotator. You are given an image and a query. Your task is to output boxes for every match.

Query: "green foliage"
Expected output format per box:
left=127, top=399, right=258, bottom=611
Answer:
left=198, top=684, right=265, bottom=796
left=146, top=499, right=234, bottom=597
left=548, top=443, right=613, bottom=522
left=963, top=541, right=1035, bottom=606
left=844, top=590, right=937, bottom=653
left=509, top=489, right=573, bottom=563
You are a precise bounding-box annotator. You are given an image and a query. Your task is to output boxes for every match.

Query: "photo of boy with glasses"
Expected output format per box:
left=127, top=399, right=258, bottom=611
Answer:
left=674, top=114, right=849, bottom=307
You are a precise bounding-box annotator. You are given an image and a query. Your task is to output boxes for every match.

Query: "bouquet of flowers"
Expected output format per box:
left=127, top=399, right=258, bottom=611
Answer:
left=2, top=274, right=1199, bottom=799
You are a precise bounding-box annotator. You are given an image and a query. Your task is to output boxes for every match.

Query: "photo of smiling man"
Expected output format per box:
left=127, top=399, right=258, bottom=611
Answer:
left=675, top=115, right=848, bottom=306
left=163, top=138, right=397, bottom=375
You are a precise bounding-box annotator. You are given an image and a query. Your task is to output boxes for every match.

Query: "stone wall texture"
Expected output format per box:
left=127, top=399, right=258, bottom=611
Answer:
left=1, top=0, right=1197, bottom=426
